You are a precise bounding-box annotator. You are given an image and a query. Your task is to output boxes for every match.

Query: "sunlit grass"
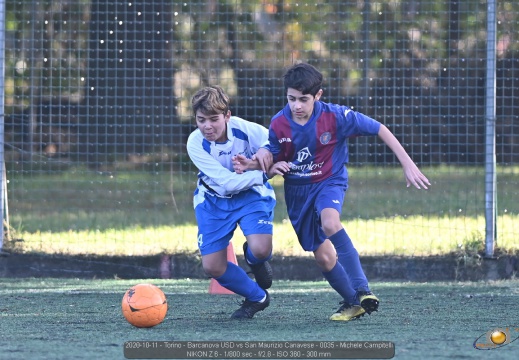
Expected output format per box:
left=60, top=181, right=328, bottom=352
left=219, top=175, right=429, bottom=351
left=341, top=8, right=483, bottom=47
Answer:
left=10, top=214, right=519, bottom=257
left=4, top=165, right=519, bottom=257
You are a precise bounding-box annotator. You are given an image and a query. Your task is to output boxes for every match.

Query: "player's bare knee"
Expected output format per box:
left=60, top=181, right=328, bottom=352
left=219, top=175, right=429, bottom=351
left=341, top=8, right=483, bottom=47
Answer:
left=203, top=264, right=226, bottom=278
left=315, top=258, right=336, bottom=272
left=247, top=237, right=273, bottom=259
left=251, top=246, right=272, bottom=260
left=320, top=219, right=343, bottom=237
left=314, top=252, right=336, bottom=272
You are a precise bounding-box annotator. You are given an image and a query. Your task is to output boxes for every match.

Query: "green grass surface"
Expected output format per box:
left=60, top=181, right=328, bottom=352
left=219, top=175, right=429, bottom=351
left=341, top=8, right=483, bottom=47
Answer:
left=4, top=165, right=519, bottom=257
left=1, top=278, right=518, bottom=359
left=6, top=214, right=519, bottom=257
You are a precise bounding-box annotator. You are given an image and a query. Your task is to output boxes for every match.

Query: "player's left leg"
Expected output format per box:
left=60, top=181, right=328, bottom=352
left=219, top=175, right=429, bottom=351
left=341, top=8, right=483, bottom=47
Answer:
left=320, top=207, right=379, bottom=314
left=285, top=182, right=365, bottom=320
left=243, top=235, right=273, bottom=289
left=314, top=240, right=365, bottom=321
left=321, top=208, right=369, bottom=289
left=202, top=249, right=265, bottom=302
left=239, top=197, right=275, bottom=290
left=196, top=199, right=270, bottom=319
left=216, top=263, right=270, bottom=319
left=202, top=250, right=269, bottom=319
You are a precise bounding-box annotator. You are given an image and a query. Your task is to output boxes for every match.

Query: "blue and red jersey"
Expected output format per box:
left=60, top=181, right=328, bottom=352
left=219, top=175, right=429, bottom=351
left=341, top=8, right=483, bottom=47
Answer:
left=265, top=101, right=381, bottom=185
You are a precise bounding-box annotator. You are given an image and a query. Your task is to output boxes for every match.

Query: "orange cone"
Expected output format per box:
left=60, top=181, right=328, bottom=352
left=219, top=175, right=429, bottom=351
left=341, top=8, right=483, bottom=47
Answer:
left=208, top=241, right=238, bottom=295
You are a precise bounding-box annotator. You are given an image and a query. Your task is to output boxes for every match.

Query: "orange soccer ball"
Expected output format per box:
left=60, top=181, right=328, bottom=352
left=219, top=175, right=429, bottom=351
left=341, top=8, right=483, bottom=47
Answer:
left=121, top=283, right=168, bottom=328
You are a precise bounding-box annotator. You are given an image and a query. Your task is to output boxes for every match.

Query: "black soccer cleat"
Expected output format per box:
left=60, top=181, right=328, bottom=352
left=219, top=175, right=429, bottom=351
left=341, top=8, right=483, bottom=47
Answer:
left=231, top=290, right=271, bottom=319
left=357, top=291, right=379, bottom=314
left=330, top=302, right=365, bottom=321
left=243, top=242, right=273, bottom=289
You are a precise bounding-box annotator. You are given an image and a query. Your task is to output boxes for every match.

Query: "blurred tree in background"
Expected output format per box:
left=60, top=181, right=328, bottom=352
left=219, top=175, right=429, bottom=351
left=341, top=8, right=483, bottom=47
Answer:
left=3, top=0, right=519, bottom=166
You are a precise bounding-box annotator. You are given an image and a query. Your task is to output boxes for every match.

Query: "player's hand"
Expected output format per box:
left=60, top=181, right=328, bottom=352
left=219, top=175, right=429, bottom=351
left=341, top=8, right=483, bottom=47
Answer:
left=402, top=164, right=431, bottom=190
left=232, top=154, right=255, bottom=174
left=252, top=148, right=273, bottom=173
left=267, top=161, right=290, bottom=178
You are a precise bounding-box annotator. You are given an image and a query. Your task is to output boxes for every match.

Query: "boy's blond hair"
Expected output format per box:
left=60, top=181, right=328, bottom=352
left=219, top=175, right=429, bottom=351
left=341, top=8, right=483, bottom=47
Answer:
left=191, top=85, right=230, bottom=115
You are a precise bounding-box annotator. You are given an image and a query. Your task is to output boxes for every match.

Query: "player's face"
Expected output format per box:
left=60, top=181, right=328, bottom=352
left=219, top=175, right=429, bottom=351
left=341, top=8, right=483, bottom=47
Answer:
left=195, top=110, right=231, bottom=142
left=286, top=88, right=322, bottom=123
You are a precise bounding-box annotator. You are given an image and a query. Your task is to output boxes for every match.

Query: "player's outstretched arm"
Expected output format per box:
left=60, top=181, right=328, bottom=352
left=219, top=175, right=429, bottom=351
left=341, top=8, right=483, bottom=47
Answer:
left=232, top=154, right=260, bottom=174
left=252, top=148, right=273, bottom=173
left=267, top=161, right=290, bottom=179
left=232, top=149, right=273, bottom=174
left=378, top=124, right=431, bottom=190
left=233, top=154, right=288, bottom=179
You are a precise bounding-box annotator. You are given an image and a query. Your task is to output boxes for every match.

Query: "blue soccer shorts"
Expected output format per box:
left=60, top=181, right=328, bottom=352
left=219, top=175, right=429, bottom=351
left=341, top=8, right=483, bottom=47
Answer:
left=194, top=189, right=275, bottom=256
left=284, top=177, right=347, bottom=252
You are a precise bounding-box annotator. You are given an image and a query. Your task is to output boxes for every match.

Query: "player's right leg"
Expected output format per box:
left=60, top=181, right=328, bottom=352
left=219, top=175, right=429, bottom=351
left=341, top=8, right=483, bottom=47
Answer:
left=238, top=196, right=276, bottom=290
left=357, top=291, right=379, bottom=314
left=329, top=302, right=365, bottom=321
left=196, top=201, right=269, bottom=319
left=242, top=232, right=273, bottom=289
left=201, top=251, right=270, bottom=319
left=230, top=289, right=270, bottom=319
left=318, top=187, right=380, bottom=315
left=325, top=226, right=380, bottom=314
left=285, top=183, right=363, bottom=321
left=314, top=240, right=365, bottom=321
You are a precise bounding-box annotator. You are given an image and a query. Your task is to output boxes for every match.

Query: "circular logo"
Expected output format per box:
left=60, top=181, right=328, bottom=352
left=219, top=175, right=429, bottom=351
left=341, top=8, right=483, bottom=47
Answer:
left=320, top=132, right=331, bottom=144
left=490, top=330, right=507, bottom=345
left=473, top=326, right=519, bottom=350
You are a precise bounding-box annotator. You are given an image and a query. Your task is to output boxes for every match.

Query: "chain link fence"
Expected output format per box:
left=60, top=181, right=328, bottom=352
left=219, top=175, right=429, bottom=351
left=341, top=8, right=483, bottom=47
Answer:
left=1, top=0, right=518, bottom=258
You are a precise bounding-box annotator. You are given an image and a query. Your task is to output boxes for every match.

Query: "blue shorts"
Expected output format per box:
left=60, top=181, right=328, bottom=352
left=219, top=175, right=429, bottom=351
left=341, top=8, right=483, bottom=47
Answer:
left=195, top=189, right=275, bottom=255
left=284, top=176, right=347, bottom=252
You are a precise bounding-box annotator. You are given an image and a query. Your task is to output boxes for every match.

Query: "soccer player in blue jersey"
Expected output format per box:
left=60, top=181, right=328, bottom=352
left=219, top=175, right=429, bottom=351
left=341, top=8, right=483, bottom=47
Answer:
left=234, top=63, right=430, bottom=321
left=186, top=85, right=289, bottom=319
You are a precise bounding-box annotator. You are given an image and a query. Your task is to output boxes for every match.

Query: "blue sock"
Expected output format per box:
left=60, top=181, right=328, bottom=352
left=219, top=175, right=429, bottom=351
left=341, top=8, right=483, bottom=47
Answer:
left=329, top=229, right=370, bottom=292
left=322, top=262, right=357, bottom=305
left=245, top=246, right=272, bottom=265
left=215, top=262, right=266, bottom=302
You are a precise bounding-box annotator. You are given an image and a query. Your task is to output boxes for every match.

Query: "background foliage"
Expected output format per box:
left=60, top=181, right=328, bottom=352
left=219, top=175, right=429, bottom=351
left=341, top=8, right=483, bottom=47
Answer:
left=2, top=0, right=519, bottom=256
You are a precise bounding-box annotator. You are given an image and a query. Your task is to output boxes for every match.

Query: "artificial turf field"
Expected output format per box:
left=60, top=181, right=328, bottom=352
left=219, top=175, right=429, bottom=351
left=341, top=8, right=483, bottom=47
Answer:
left=0, top=278, right=518, bottom=360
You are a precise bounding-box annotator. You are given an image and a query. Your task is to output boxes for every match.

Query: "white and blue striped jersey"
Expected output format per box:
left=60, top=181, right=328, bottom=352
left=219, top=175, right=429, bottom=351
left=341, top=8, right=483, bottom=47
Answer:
left=186, top=116, right=276, bottom=209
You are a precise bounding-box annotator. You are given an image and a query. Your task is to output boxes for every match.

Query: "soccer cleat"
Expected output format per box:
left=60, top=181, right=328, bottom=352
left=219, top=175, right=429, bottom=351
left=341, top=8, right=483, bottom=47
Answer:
left=330, top=302, right=365, bottom=321
left=358, top=291, right=379, bottom=314
left=243, top=242, right=273, bottom=289
left=231, top=290, right=270, bottom=319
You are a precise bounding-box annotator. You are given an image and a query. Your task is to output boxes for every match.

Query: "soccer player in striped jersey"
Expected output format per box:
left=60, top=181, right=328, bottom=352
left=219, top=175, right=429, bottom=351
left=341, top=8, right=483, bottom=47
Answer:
left=233, top=63, right=430, bottom=321
left=187, top=85, right=289, bottom=319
